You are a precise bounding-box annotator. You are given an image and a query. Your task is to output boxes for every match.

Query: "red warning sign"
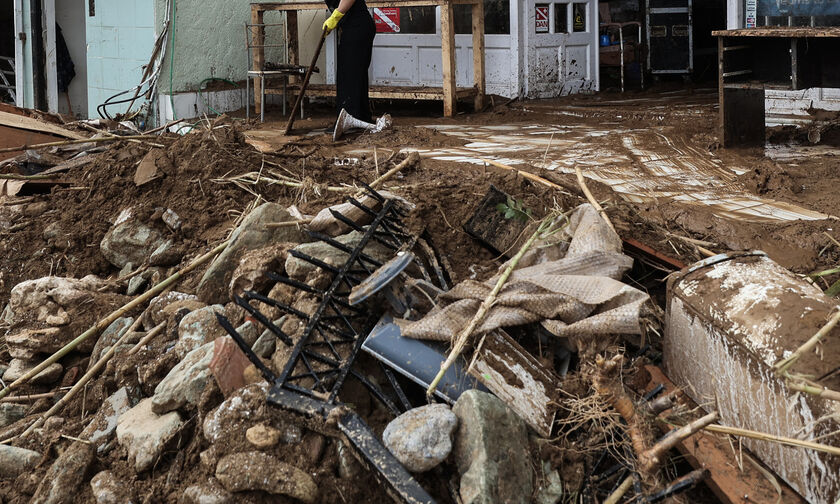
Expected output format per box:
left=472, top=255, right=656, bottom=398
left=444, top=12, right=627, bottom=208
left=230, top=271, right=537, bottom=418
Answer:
left=374, top=7, right=400, bottom=33
left=535, top=5, right=549, bottom=33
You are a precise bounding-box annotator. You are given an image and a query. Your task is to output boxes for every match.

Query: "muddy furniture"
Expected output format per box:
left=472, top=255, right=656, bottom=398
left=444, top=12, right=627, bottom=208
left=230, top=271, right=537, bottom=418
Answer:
left=249, top=0, right=486, bottom=118
left=665, top=251, right=840, bottom=503
left=714, top=27, right=840, bottom=147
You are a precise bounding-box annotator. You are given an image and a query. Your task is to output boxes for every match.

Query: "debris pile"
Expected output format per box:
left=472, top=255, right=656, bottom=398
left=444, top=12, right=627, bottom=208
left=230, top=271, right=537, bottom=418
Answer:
left=1, top=108, right=838, bottom=504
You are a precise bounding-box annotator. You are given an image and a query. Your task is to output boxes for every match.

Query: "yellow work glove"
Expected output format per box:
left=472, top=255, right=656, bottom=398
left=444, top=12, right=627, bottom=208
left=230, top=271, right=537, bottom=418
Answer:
left=323, top=10, right=344, bottom=33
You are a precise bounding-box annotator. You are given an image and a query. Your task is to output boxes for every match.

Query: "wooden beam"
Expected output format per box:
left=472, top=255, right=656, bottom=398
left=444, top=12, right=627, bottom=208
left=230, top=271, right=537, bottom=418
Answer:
left=287, top=10, right=299, bottom=87
left=638, top=365, right=806, bottom=504
left=471, top=0, right=486, bottom=111
left=251, top=5, right=265, bottom=115
left=0, top=111, right=84, bottom=139
left=274, top=83, right=478, bottom=100
left=252, top=0, right=480, bottom=11
left=440, top=2, right=457, bottom=117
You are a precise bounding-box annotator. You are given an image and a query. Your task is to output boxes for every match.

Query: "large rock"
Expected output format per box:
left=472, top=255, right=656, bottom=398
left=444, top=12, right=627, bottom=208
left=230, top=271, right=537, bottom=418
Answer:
left=4, top=276, right=123, bottom=355
left=228, top=244, right=289, bottom=301
left=0, top=444, right=40, bottom=478
left=116, top=398, right=183, bottom=472
left=3, top=359, right=62, bottom=385
left=203, top=383, right=269, bottom=444
left=100, top=208, right=168, bottom=269
left=81, top=387, right=132, bottom=452
left=152, top=341, right=215, bottom=414
left=145, top=291, right=202, bottom=329
left=285, top=230, right=394, bottom=280
left=215, top=451, right=317, bottom=503
left=175, top=305, right=227, bottom=358
left=0, top=403, right=28, bottom=428
left=452, top=390, right=533, bottom=504
left=31, top=442, right=95, bottom=504
left=90, top=470, right=136, bottom=504
left=382, top=404, right=457, bottom=473
left=197, top=203, right=307, bottom=304
left=181, top=478, right=233, bottom=504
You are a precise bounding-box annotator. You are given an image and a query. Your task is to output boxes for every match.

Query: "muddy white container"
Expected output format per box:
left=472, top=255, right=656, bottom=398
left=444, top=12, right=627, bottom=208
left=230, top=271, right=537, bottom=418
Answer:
left=665, top=251, right=840, bottom=503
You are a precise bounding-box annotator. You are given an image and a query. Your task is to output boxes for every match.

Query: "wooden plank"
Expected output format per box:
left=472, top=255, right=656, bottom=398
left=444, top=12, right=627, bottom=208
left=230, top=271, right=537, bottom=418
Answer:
left=287, top=10, right=299, bottom=86
left=251, top=6, right=265, bottom=115
left=639, top=365, right=806, bottom=504
left=471, top=0, right=486, bottom=111
left=275, top=84, right=478, bottom=101
left=440, top=2, right=457, bottom=117
left=0, top=111, right=84, bottom=140
left=713, top=26, right=840, bottom=38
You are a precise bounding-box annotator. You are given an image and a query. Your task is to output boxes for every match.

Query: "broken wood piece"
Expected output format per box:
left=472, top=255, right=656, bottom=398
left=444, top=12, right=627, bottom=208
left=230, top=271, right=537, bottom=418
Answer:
left=641, top=411, right=719, bottom=474
left=127, top=322, right=167, bottom=355
left=0, top=239, right=230, bottom=401
left=463, top=184, right=528, bottom=257
left=244, top=130, right=302, bottom=153
left=467, top=329, right=559, bottom=437
left=0, top=134, right=164, bottom=154
left=477, top=157, right=571, bottom=194
left=1, top=390, right=69, bottom=403
left=603, top=475, right=633, bottom=504
left=575, top=166, right=615, bottom=233
left=0, top=110, right=85, bottom=139
left=368, top=151, right=419, bottom=190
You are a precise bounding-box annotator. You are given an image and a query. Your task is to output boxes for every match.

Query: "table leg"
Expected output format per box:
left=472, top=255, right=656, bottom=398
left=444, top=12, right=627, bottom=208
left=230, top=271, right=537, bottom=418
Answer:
left=471, top=0, right=486, bottom=111
left=440, top=3, right=457, bottom=117
left=251, top=6, right=265, bottom=116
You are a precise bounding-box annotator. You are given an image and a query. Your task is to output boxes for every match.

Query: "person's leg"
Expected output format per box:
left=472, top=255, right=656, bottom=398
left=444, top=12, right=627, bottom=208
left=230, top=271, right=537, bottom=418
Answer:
left=336, top=24, right=375, bottom=122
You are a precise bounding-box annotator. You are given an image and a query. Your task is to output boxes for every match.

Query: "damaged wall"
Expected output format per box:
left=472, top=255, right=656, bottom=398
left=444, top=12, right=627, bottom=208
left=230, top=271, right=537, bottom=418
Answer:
left=153, top=0, right=327, bottom=119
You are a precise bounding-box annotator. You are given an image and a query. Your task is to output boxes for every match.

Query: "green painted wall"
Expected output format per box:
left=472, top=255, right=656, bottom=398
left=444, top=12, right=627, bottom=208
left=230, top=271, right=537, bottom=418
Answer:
left=155, top=0, right=328, bottom=93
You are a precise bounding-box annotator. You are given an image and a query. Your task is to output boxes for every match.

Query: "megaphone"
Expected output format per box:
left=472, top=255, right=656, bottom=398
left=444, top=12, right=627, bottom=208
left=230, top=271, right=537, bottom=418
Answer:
left=333, top=108, right=392, bottom=142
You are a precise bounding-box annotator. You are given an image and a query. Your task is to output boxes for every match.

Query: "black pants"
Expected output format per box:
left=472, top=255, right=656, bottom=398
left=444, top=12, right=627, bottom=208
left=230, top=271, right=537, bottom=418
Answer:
left=336, top=16, right=375, bottom=123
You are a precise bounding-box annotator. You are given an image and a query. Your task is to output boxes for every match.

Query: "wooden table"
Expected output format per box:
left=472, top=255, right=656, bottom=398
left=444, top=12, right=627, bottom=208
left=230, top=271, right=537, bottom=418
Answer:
left=714, top=27, right=840, bottom=147
left=250, top=1, right=486, bottom=118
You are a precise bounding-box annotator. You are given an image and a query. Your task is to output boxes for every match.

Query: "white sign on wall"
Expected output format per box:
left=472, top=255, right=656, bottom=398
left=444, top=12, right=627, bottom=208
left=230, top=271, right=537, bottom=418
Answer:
left=746, top=0, right=757, bottom=27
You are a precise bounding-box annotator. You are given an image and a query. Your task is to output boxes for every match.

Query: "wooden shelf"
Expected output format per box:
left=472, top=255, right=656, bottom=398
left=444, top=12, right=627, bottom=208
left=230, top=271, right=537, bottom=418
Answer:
left=253, top=0, right=480, bottom=11
left=722, top=82, right=792, bottom=91
left=713, top=27, right=840, bottom=38
left=267, top=84, right=479, bottom=101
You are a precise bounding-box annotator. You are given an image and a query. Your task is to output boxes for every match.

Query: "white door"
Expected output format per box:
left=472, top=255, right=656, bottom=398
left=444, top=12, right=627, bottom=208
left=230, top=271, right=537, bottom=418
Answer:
left=523, top=0, right=599, bottom=97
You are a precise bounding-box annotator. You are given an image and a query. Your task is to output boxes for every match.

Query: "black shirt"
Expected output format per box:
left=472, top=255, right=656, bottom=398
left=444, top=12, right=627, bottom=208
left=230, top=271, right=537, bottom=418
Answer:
left=324, top=0, right=373, bottom=29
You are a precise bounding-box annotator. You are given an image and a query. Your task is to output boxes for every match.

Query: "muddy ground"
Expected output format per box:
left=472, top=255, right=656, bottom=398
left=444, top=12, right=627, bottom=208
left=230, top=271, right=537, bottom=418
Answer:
left=2, top=86, right=839, bottom=503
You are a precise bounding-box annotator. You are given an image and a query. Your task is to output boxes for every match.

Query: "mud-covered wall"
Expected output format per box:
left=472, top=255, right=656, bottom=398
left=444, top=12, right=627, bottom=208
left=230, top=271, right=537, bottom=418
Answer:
left=154, top=0, right=328, bottom=93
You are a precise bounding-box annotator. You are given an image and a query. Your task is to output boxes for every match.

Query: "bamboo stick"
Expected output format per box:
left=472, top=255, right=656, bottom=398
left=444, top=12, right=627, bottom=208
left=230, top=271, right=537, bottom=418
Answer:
left=604, top=475, right=633, bottom=504
left=0, top=134, right=166, bottom=154
left=477, top=157, right=569, bottom=193
left=575, top=166, right=615, bottom=233
left=0, top=240, right=230, bottom=401
left=700, top=423, right=840, bottom=457
left=426, top=216, right=556, bottom=398
left=127, top=322, right=167, bottom=355
left=265, top=219, right=312, bottom=229
left=20, top=320, right=166, bottom=438
left=787, top=380, right=840, bottom=402
left=774, top=309, right=840, bottom=375
left=1, top=389, right=71, bottom=403
left=641, top=411, right=719, bottom=473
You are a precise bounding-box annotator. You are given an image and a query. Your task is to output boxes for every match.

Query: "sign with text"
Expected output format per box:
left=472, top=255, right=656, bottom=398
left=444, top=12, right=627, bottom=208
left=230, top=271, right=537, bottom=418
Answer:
left=535, top=5, right=549, bottom=32
left=374, top=7, right=401, bottom=32
left=746, top=0, right=757, bottom=27
left=758, top=0, right=840, bottom=16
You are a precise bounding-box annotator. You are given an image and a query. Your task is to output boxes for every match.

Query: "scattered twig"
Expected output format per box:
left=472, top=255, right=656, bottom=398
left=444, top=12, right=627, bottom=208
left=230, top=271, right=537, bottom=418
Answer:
left=265, top=218, right=313, bottom=229
left=604, top=475, right=633, bottom=504
left=0, top=240, right=230, bottom=401
left=679, top=421, right=840, bottom=457
left=824, top=231, right=840, bottom=250
left=368, top=151, right=419, bottom=190
left=477, top=157, right=573, bottom=197
left=786, top=378, right=840, bottom=402
left=575, top=166, right=615, bottom=233
left=0, top=388, right=71, bottom=403
left=640, top=411, right=719, bottom=473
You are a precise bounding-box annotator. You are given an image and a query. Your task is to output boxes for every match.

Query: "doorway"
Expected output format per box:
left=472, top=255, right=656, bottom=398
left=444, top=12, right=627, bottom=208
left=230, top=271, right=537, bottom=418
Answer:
left=1, top=0, right=16, bottom=103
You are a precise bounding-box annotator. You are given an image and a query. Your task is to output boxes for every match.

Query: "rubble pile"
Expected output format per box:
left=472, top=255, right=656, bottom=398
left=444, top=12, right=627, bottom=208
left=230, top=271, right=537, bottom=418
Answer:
left=0, top=114, right=838, bottom=504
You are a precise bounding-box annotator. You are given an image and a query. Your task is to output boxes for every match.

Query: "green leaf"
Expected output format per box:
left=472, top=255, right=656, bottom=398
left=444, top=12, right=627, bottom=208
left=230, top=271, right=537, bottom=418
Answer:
left=826, top=278, right=840, bottom=297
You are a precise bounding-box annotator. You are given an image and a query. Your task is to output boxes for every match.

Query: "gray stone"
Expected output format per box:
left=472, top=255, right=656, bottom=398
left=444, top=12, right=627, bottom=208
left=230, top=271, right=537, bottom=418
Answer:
left=252, top=318, right=283, bottom=358
left=81, top=387, right=132, bottom=453
left=382, top=403, right=457, bottom=473
left=90, top=317, right=134, bottom=370
left=145, top=290, right=201, bottom=329
left=452, top=390, right=533, bottom=504
left=5, top=327, right=62, bottom=359
left=150, top=239, right=181, bottom=267
left=0, top=444, right=41, bottom=478
left=31, top=442, right=95, bottom=504
left=100, top=208, right=168, bottom=269
left=43, top=221, right=62, bottom=240
left=126, top=276, right=147, bottom=296
left=3, top=359, right=62, bottom=384
left=197, top=203, right=307, bottom=304
left=235, top=321, right=259, bottom=347
left=175, top=305, right=226, bottom=358
left=0, top=363, right=8, bottom=378
left=203, top=383, right=269, bottom=444
left=181, top=479, right=233, bottom=504
left=90, top=470, right=135, bottom=504
left=152, top=341, right=215, bottom=414
left=162, top=208, right=182, bottom=231
left=215, top=451, right=317, bottom=503
left=285, top=230, right=393, bottom=280
left=0, top=403, right=27, bottom=428
left=535, top=462, right=564, bottom=504
left=116, top=398, right=183, bottom=472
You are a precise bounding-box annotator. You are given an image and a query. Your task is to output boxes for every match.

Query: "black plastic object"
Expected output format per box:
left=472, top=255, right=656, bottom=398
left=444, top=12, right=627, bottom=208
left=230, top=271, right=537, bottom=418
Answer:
left=362, top=314, right=487, bottom=404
